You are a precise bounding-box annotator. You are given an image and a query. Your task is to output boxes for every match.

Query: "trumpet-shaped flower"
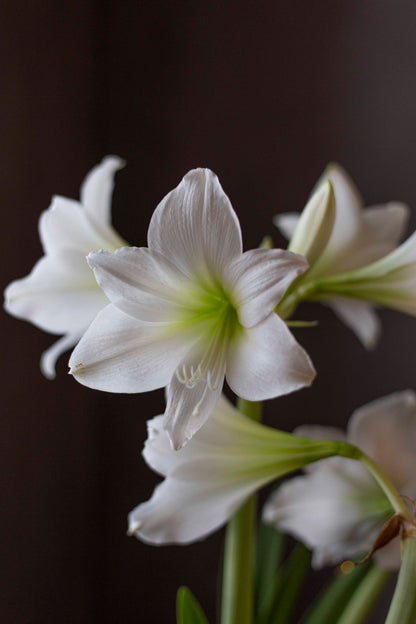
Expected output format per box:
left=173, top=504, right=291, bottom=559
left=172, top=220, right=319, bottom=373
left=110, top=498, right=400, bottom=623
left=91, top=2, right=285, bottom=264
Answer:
left=128, top=395, right=348, bottom=544
left=4, top=157, right=127, bottom=378
left=263, top=390, right=416, bottom=570
left=275, top=164, right=411, bottom=348
left=69, top=169, right=315, bottom=448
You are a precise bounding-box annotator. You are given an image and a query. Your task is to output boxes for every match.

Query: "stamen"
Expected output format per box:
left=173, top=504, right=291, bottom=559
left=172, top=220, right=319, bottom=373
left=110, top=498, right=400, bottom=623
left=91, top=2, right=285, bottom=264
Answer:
left=174, top=294, right=236, bottom=393
left=175, top=367, right=187, bottom=384
left=192, top=383, right=210, bottom=416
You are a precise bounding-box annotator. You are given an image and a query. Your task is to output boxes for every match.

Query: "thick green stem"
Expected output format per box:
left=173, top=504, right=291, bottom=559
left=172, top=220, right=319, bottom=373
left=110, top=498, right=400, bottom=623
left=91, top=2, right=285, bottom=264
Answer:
left=385, top=537, right=416, bottom=624
left=220, top=399, right=261, bottom=624
left=335, top=566, right=391, bottom=624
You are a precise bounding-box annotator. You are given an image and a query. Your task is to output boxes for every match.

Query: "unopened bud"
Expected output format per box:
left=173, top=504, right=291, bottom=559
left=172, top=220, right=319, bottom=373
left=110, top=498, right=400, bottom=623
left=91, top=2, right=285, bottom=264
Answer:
left=288, top=180, right=335, bottom=266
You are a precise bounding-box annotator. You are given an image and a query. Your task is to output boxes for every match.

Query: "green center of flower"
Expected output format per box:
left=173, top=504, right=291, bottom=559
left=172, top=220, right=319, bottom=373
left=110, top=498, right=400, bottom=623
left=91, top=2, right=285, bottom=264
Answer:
left=175, top=281, right=240, bottom=391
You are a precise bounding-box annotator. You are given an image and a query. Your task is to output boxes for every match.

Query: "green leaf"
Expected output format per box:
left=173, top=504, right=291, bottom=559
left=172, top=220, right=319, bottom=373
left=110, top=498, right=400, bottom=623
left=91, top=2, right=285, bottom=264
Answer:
left=299, top=562, right=371, bottom=624
left=256, top=543, right=311, bottom=624
left=176, top=586, right=209, bottom=624
left=336, top=565, right=391, bottom=624
left=255, top=523, right=285, bottom=616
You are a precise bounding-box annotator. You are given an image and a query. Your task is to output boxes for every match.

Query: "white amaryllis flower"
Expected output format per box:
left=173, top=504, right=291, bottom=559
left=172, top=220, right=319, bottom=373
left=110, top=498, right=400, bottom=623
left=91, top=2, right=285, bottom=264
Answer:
left=4, top=157, right=126, bottom=378
left=5, top=156, right=127, bottom=379
left=128, top=395, right=346, bottom=544
left=263, top=390, right=416, bottom=570
left=69, top=168, right=315, bottom=449
left=275, top=164, right=411, bottom=348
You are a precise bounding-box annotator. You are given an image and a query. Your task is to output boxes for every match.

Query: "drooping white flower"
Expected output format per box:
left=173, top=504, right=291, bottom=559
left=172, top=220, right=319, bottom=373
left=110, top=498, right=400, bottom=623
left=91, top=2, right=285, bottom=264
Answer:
left=69, top=168, right=315, bottom=448
left=128, top=395, right=346, bottom=544
left=263, top=390, right=416, bottom=570
left=4, top=157, right=126, bottom=378
left=275, top=164, right=411, bottom=348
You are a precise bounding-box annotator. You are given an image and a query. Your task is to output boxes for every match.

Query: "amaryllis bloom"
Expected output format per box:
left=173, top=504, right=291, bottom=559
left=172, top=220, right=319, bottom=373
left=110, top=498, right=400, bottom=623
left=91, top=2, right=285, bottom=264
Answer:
left=263, top=390, right=416, bottom=570
left=69, top=168, right=315, bottom=448
left=4, top=157, right=126, bottom=378
left=128, top=395, right=346, bottom=544
left=275, top=163, right=411, bottom=348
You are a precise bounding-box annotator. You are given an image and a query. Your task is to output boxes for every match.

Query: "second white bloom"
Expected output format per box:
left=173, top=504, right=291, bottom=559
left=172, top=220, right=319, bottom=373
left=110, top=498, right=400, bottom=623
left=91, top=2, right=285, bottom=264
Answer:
left=70, top=168, right=315, bottom=448
left=263, top=391, right=416, bottom=570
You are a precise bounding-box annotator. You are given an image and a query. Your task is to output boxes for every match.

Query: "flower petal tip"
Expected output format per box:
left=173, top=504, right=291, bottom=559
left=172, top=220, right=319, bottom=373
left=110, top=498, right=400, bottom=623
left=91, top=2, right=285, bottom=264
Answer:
left=127, top=521, right=142, bottom=537
left=68, top=362, right=85, bottom=376
left=40, top=360, right=56, bottom=381
left=104, top=155, right=126, bottom=169
left=168, top=431, right=187, bottom=452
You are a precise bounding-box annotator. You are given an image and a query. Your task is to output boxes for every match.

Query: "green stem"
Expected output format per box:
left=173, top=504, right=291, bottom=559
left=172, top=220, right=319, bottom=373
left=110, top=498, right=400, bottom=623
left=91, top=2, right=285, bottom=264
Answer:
left=337, top=443, right=411, bottom=519
left=357, top=451, right=412, bottom=518
left=385, top=537, right=416, bottom=624
left=335, top=566, right=391, bottom=624
left=220, top=399, right=261, bottom=624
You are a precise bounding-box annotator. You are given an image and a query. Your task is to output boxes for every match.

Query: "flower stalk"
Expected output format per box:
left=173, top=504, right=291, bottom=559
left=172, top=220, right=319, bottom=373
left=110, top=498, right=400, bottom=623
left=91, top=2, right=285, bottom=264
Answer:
left=356, top=450, right=412, bottom=519
left=221, top=399, right=262, bottom=624
left=385, top=536, right=416, bottom=624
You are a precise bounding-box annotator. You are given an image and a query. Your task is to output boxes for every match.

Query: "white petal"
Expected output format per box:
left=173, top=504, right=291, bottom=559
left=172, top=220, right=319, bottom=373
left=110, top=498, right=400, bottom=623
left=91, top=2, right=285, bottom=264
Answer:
left=39, top=196, right=119, bottom=256
left=347, top=230, right=416, bottom=280
left=80, top=155, right=126, bottom=248
left=4, top=252, right=108, bottom=334
left=142, top=415, right=184, bottom=476
left=263, top=459, right=382, bottom=569
left=164, top=339, right=226, bottom=449
left=324, top=297, right=381, bottom=349
left=356, top=202, right=409, bottom=265
left=226, top=313, right=315, bottom=401
left=273, top=213, right=300, bottom=241
left=147, top=168, right=242, bottom=279
left=308, top=163, right=363, bottom=277
left=316, top=202, right=408, bottom=274
left=40, top=332, right=81, bottom=379
left=315, top=162, right=364, bottom=210
left=69, top=304, right=189, bottom=392
left=129, top=397, right=284, bottom=544
left=224, top=249, right=309, bottom=328
left=314, top=231, right=416, bottom=316
left=128, top=476, right=257, bottom=545
left=87, top=247, right=192, bottom=322
left=348, top=390, right=416, bottom=489
left=142, top=395, right=255, bottom=477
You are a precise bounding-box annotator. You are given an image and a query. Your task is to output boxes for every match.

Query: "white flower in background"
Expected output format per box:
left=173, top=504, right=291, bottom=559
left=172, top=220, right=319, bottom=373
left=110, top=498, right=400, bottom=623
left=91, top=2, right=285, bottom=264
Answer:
left=69, top=168, right=315, bottom=449
left=275, top=163, right=412, bottom=348
left=4, top=156, right=126, bottom=378
left=128, top=395, right=346, bottom=544
left=263, top=390, right=416, bottom=570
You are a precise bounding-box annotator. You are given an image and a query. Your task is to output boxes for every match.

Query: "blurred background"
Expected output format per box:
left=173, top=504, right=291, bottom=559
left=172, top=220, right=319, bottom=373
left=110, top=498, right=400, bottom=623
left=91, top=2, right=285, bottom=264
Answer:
left=2, top=1, right=416, bottom=622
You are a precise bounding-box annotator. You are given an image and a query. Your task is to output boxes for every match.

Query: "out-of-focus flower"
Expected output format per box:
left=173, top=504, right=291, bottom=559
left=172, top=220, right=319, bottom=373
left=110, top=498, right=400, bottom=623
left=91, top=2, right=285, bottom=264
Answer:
left=128, top=395, right=347, bottom=544
left=69, top=168, right=315, bottom=449
left=4, top=157, right=126, bottom=378
left=263, top=390, right=416, bottom=570
left=275, top=164, right=411, bottom=348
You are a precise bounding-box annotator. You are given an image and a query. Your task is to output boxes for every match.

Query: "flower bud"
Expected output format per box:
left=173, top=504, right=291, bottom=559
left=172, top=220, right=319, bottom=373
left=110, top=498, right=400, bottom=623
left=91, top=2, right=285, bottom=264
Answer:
left=288, top=180, right=335, bottom=266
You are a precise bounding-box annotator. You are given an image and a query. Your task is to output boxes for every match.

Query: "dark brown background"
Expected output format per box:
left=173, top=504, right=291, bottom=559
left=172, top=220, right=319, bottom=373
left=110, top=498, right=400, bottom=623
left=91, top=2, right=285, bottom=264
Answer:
left=2, top=2, right=416, bottom=622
